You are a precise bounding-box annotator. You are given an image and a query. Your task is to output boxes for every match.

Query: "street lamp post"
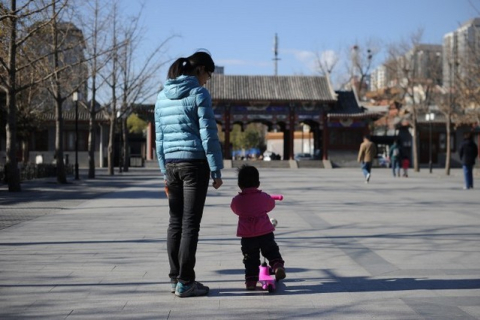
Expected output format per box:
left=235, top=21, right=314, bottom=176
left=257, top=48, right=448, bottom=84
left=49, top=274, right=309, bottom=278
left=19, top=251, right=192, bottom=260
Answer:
left=425, top=112, right=435, bottom=173
left=72, top=92, right=79, bottom=180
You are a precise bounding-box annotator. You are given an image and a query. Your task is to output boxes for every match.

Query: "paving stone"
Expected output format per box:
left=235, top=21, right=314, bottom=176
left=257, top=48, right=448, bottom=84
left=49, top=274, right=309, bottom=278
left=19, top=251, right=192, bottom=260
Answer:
left=0, top=168, right=479, bottom=319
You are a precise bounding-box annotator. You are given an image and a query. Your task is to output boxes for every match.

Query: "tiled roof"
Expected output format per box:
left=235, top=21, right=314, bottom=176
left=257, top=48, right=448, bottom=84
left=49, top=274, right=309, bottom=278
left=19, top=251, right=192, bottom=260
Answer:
left=327, top=91, right=385, bottom=119
left=330, top=90, right=363, bottom=114
left=38, top=109, right=109, bottom=121
left=205, top=75, right=337, bottom=102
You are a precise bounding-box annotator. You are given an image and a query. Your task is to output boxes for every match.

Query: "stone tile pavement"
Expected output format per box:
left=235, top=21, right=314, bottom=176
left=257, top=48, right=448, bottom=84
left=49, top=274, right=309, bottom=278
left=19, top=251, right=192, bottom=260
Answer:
left=0, top=167, right=479, bottom=319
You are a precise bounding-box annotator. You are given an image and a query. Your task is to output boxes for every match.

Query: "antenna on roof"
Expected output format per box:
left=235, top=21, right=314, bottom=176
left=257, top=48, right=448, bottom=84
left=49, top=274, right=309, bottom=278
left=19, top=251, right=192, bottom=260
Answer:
left=273, top=33, right=281, bottom=76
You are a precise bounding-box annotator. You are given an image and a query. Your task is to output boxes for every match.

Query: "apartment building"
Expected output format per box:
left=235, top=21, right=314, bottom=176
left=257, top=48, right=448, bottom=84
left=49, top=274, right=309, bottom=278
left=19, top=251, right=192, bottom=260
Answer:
left=443, top=17, right=480, bottom=89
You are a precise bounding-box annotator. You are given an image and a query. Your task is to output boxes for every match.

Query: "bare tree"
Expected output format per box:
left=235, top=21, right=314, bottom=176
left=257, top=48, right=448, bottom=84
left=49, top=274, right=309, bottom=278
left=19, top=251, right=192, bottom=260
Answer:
left=116, top=16, right=174, bottom=172
left=386, top=29, right=432, bottom=172
left=32, top=0, right=87, bottom=184
left=15, top=63, right=49, bottom=163
left=433, top=14, right=479, bottom=175
left=75, top=0, right=115, bottom=179
left=431, top=83, right=460, bottom=176
left=314, top=49, right=340, bottom=77
left=347, top=39, right=381, bottom=100
left=100, top=2, right=175, bottom=174
left=431, top=45, right=467, bottom=176
left=0, top=0, right=62, bottom=191
left=101, top=0, right=120, bottom=176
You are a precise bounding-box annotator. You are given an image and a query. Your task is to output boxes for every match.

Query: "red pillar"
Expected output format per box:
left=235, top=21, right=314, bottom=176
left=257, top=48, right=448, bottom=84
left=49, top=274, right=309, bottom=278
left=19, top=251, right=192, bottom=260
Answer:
left=289, top=106, right=295, bottom=160
left=224, top=106, right=231, bottom=160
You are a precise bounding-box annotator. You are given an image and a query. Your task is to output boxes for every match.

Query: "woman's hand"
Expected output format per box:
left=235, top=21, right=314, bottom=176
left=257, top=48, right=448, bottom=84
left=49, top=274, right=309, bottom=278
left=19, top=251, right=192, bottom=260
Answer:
left=212, top=178, right=223, bottom=189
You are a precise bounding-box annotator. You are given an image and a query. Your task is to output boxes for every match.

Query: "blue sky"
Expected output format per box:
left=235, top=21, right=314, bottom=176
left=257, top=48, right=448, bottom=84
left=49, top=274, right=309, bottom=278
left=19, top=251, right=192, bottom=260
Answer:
left=121, top=0, right=478, bottom=86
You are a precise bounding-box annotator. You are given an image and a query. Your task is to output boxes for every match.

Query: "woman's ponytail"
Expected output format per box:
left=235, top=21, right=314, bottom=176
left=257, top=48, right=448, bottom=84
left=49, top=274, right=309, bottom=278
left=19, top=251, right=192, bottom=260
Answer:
left=166, top=50, right=215, bottom=79
left=167, top=57, right=190, bottom=79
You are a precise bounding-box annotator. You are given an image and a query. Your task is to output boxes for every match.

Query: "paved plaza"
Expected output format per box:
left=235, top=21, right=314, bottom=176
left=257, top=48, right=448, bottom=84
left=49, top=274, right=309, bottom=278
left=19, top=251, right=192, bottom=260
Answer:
left=0, top=167, right=479, bottom=319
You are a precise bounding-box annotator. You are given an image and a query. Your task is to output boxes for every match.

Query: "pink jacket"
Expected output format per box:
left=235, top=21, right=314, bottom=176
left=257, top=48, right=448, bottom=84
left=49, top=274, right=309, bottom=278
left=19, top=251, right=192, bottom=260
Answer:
left=230, top=187, right=275, bottom=238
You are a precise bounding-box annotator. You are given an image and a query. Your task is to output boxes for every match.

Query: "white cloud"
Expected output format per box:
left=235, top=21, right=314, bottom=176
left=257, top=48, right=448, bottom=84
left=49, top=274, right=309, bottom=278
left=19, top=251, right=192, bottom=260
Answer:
left=286, top=49, right=317, bottom=73
left=320, top=50, right=339, bottom=67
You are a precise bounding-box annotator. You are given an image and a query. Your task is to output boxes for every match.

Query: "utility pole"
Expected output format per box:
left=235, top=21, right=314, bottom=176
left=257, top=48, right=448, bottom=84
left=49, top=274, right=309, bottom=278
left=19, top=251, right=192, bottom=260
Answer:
left=273, top=33, right=280, bottom=76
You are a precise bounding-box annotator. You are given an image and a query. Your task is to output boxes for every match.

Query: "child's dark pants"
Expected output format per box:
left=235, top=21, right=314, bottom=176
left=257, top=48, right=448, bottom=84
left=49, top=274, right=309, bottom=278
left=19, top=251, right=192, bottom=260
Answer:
left=241, top=232, right=284, bottom=281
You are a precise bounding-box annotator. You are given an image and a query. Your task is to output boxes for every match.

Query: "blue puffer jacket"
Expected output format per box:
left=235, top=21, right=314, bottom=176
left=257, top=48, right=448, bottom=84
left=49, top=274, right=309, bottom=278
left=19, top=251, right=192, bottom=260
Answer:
left=154, top=75, right=223, bottom=179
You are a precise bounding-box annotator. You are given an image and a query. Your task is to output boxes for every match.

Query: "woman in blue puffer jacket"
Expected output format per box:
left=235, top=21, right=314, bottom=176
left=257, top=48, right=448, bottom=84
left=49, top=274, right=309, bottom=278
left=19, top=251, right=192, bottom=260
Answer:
left=155, top=50, right=223, bottom=298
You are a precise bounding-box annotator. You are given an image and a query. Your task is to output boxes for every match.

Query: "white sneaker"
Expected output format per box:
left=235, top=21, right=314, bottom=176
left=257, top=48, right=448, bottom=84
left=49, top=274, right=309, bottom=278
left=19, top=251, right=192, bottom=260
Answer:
left=366, top=173, right=371, bottom=183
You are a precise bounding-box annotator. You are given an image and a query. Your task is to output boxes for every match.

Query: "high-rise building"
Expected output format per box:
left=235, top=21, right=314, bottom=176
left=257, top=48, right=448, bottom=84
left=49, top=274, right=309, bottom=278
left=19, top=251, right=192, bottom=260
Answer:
left=443, top=18, right=480, bottom=89
left=370, top=65, right=387, bottom=91
left=404, top=44, right=442, bottom=85
left=371, top=44, right=442, bottom=92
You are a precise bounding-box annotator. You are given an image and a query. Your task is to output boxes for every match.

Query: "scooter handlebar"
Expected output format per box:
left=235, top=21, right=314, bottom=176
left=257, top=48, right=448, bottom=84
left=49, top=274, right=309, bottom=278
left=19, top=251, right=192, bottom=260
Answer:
left=270, top=194, right=283, bottom=201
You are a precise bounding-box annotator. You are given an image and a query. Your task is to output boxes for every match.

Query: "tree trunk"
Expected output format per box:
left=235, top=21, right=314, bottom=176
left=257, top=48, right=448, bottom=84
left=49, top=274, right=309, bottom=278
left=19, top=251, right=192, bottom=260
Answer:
left=55, top=96, right=67, bottom=184
left=412, top=120, right=420, bottom=172
left=87, top=9, right=98, bottom=179
left=5, top=89, right=21, bottom=191
left=118, top=118, right=123, bottom=173
left=5, top=0, right=21, bottom=192
left=51, top=0, right=67, bottom=184
left=108, top=12, right=117, bottom=176
left=122, top=117, right=129, bottom=172
left=107, top=116, right=115, bottom=175
left=88, top=85, right=96, bottom=179
left=87, top=112, right=96, bottom=178
left=445, top=113, right=451, bottom=175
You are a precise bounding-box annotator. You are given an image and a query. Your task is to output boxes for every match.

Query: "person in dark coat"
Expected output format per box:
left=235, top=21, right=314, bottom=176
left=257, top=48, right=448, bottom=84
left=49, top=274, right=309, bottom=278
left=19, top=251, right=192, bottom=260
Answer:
left=459, top=132, right=478, bottom=190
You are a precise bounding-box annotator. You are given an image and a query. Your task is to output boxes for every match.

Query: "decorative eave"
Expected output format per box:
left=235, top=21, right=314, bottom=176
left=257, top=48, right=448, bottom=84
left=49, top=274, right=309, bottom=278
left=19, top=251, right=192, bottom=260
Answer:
left=327, top=112, right=385, bottom=119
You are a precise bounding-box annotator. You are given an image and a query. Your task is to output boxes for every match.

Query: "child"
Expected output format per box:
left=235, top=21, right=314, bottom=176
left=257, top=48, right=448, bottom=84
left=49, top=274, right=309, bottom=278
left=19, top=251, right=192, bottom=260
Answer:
left=230, top=165, right=286, bottom=290
left=402, top=156, right=410, bottom=177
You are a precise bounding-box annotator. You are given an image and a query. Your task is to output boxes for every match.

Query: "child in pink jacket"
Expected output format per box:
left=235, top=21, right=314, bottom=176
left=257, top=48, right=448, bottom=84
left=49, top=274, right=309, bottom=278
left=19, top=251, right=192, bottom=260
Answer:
left=230, top=165, right=285, bottom=290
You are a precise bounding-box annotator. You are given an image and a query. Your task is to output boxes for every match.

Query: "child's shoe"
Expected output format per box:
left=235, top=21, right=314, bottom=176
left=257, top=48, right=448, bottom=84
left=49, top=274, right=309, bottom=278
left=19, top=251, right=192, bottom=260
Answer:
left=274, top=266, right=286, bottom=281
left=245, top=280, right=257, bottom=290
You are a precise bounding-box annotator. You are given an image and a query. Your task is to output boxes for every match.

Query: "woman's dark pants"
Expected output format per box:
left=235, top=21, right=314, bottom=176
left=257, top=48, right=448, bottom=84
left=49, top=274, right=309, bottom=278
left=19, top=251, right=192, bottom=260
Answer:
left=165, top=161, right=210, bottom=284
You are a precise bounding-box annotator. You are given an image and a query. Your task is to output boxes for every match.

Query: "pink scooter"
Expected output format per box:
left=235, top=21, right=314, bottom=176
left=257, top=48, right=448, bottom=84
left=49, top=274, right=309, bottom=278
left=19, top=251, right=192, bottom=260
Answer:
left=258, top=194, right=283, bottom=293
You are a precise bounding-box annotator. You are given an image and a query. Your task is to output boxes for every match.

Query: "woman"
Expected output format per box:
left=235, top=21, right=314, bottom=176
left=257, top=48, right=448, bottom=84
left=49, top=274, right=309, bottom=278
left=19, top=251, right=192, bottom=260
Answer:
left=155, top=50, right=223, bottom=297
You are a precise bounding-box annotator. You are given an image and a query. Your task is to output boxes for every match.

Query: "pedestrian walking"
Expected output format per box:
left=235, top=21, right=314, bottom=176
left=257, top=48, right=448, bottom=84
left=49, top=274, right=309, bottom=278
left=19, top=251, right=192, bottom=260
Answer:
left=459, top=132, right=478, bottom=190
left=357, top=134, right=377, bottom=183
left=389, top=140, right=401, bottom=177
left=155, top=50, right=223, bottom=297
